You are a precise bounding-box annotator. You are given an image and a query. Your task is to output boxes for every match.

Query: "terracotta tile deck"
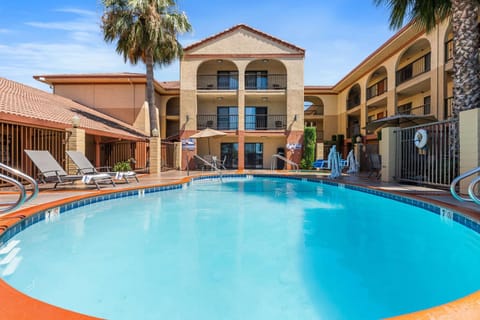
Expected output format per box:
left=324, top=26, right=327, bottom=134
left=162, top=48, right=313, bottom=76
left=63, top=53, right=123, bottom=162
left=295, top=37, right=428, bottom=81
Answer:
left=0, top=169, right=479, bottom=319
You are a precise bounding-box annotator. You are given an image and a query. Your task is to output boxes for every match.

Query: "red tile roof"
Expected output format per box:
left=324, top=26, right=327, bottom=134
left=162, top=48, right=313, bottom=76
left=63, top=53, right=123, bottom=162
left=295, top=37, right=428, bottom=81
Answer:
left=0, top=77, right=148, bottom=141
left=184, top=24, right=305, bottom=54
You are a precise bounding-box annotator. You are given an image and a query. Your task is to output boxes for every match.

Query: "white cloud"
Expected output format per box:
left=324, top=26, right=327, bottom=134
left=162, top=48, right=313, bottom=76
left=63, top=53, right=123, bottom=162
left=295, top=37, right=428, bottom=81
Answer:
left=54, top=8, right=97, bottom=17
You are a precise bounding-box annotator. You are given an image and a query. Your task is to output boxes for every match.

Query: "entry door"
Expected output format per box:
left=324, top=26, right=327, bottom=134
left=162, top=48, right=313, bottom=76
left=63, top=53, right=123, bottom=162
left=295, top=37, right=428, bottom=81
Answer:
left=244, top=143, right=263, bottom=169
left=220, top=143, right=238, bottom=169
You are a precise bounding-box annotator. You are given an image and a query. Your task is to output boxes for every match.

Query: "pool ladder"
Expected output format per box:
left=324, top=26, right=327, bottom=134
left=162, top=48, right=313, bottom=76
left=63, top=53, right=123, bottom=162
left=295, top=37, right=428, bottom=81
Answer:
left=270, top=154, right=299, bottom=171
left=0, top=162, right=39, bottom=214
left=450, top=166, right=480, bottom=206
left=190, top=155, right=223, bottom=182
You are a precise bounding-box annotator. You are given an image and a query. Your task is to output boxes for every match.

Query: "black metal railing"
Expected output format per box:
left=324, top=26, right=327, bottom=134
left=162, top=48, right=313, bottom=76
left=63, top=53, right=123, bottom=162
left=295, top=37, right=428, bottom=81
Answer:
left=197, top=74, right=239, bottom=90
left=245, top=74, right=287, bottom=90
left=245, top=115, right=287, bottom=130
left=366, top=78, right=388, bottom=100
left=445, top=39, right=453, bottom=62
left=197, top=114, right=239, bottom=130
left=347, top=97, right=361, bottom=110
left=397, top=103, right=431, bottom=115
left=396, top=52, right=431, bottom=85
left=444, top=96, right=453, bottom=119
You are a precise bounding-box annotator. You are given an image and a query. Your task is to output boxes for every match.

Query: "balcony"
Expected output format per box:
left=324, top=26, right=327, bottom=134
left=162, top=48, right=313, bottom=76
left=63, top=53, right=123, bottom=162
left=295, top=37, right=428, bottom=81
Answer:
left=445, top=39, right=453, bottom=62
left=245, top=114, right=287, bottom=130
left=197, top=74, right=239, bottom=90
left=396, top=52, right=431, bottom=85
left=245, top=74, right=287, bottom=90
left=197, top=114, right=238, bottom=130
left=397, top=103, right=431, bottom=115
left=366, top=78, right=388, bottom=100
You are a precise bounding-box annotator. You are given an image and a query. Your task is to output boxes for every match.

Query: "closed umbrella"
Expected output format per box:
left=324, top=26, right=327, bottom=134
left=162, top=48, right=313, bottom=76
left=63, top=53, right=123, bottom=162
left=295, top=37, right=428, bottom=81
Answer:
left=190, top=127, right=227, bottom=154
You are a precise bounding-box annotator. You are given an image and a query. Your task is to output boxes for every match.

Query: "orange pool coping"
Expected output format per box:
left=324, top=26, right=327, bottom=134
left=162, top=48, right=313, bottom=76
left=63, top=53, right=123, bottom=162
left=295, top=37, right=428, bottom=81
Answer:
left=0, top=174, right=479, bottom=319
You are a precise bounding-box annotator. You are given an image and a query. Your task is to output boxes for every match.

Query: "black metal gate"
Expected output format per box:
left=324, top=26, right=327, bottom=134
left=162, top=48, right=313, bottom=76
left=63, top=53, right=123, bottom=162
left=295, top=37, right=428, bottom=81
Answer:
left=395, top=119, right=458, bottom=188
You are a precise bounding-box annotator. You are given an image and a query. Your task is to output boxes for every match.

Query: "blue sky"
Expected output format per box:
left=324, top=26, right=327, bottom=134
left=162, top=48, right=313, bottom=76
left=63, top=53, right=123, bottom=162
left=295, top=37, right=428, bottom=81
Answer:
left=0, top=0, right=396, bottom=91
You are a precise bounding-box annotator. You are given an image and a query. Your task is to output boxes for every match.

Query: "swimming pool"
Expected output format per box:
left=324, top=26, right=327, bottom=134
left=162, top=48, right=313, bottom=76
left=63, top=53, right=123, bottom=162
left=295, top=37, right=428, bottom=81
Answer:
left=1, top=176, right=480, bottom=319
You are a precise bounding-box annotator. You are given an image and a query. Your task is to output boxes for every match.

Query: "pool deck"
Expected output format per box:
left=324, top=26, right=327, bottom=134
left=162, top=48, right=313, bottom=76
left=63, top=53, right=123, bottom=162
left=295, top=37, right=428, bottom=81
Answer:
left=0, top=169, right=479, bottom=320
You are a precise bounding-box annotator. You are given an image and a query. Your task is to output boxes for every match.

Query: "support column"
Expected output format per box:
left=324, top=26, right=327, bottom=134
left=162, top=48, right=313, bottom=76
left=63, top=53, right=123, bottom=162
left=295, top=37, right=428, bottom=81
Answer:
left=379, top=126, right=399, bottom=182
left=459, top=108, right=480, bottom=193
left=149, top=136, right=161, bottom=174
left=237, top=131, right=245, bottom=171
left=66, top=128, right=85, bottom=174
left=94, top=135, right=101, bottom=168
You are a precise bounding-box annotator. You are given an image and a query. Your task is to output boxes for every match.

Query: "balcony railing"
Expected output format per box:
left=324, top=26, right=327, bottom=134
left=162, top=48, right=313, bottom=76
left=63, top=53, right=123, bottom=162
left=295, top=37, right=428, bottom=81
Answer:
left=245, top=115, right=287, bottom=130
left=445, top=39, right=453, bottom=62
left=347, top=97, right=360, bottom=110
left=366, top=78, right=388, bottom=100
left=197, top=74, right=239, bottom=90
left=397, top=103, right=431, bottom=115
left=245, top=74, right=287, bottom=90
left=197, top=114, right=238, bottom=130
left=445, top=96, right=453, bottom=119
left=396, top=52, right=431, bottom=85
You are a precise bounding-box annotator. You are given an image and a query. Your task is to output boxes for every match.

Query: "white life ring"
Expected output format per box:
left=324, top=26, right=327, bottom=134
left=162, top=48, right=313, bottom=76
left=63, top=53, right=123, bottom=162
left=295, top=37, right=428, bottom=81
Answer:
left=414, top=129, right=428, bottom=149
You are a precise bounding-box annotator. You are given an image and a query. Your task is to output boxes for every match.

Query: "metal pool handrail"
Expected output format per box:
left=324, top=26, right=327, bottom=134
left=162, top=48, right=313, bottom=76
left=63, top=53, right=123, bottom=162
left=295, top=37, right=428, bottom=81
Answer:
left=0, top=162, right=39, bottom=214
left=270, top=154, right=299, bottom=171
left=192, top=154, right=223, bottom=182
left=450, top=166, right=480, bottom=204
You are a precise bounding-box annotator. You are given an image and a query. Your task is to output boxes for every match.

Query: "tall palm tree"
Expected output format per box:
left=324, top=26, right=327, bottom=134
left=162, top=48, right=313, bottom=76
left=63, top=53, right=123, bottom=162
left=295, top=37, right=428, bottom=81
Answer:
left=101, top=0, right=191, bottom=137
left=375, top=0, right=480, bottom=162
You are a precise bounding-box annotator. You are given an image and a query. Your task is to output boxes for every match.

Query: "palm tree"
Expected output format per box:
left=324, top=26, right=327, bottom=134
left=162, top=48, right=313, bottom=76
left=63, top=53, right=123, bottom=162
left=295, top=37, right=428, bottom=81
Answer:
left=375, top=0, right=480, bottom=163
left=101, top=0, right=191, bottom=137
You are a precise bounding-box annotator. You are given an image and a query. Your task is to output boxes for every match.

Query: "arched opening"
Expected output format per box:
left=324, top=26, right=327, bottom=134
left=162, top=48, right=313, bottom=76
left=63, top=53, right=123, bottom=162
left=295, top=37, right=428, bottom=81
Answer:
left=366, top=67, right=388, bottom=132
left=197, top=59, right=239, bottom=90
left=165, top=97, right=180, bottom=140
left=304, top=96, right=324, bottom=142
left=396, top=38, right=431, bottom=86
left=346, top=84, right=361, bottom=110
left=245, top=59, right=287, bottom=90
left=396, top=39, right=432, bottom=116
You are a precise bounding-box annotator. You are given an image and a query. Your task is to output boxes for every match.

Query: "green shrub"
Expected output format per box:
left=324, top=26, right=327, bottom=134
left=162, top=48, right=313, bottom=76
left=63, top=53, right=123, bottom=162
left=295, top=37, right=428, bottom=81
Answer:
left=301, top=127, right=316, bottom=169
left=113, top=161, right=132, bottom=172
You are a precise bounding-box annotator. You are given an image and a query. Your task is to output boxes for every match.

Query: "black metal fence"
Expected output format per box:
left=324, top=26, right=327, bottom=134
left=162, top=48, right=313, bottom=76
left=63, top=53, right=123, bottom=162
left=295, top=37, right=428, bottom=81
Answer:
left=395, top=119, right=458, bottom=188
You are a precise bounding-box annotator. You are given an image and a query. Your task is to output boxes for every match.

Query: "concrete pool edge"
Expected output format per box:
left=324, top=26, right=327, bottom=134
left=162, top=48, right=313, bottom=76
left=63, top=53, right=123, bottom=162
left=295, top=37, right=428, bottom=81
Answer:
left=0, top=173, right=479, bottom=319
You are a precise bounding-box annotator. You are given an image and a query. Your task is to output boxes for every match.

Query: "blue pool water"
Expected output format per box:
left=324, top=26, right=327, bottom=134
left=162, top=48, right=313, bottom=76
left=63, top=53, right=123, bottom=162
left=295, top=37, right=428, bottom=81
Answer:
left=2, top=177, right=480, bottom=319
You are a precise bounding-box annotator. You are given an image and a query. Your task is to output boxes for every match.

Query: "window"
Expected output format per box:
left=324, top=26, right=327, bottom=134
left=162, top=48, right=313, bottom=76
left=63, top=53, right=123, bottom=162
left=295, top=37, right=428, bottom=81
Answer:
left=423, top=96, right=431, bottom=115
left=217, top=107, right=238, bottom=130
left=245, top=107, right=267, bottom=130
left=245, top=71, right=268, bottom=89
left=245, top=143, right=263, bottom=169
left=217, top=71, right=238, bottom=90
left=221, top=143, right=238, bottom=169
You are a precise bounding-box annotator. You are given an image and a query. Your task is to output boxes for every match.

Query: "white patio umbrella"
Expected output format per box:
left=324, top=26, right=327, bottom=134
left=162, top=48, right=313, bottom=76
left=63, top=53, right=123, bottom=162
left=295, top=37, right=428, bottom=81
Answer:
left=190, top=127, right=227, bottom=154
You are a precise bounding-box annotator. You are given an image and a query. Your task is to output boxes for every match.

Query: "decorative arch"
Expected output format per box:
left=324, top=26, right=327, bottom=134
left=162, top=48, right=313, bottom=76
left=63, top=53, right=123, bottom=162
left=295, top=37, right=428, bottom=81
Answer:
left=396, top=38, right=431, bottom=85
left=166, top=97, right=179, bottom=116
left=347, top=84, right=361, bottom=110
left=304, top=96, right=324, bottom=116
left=196, top=59, right=239, bottom=90
left=366, top=66, right=388, bottom=100
left=245, top=59, right=287, bottom=90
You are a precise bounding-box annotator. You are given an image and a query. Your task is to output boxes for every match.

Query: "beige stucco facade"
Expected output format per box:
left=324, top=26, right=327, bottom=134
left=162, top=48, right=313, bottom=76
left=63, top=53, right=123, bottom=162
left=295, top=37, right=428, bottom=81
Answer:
left=36, top=19, right=475, bottom=176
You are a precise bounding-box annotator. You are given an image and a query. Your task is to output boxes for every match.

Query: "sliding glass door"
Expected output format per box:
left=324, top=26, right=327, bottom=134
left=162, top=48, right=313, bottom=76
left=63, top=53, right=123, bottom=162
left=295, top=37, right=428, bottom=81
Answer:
left=244, top=143, right=263, bottom=169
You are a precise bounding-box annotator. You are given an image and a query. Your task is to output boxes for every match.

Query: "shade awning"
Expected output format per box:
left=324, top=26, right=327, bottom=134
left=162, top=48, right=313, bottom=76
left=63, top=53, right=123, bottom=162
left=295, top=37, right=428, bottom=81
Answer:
left=365, top=114, right=437, bottom=131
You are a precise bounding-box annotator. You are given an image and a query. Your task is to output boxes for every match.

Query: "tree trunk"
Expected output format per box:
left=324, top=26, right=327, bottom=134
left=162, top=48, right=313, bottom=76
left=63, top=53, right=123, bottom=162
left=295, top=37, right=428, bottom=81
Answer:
left=452, top=0, right=480, bottom=116
left=450, top=0, right=480, bottom=165
left=146, top=55, right=158, bottom=137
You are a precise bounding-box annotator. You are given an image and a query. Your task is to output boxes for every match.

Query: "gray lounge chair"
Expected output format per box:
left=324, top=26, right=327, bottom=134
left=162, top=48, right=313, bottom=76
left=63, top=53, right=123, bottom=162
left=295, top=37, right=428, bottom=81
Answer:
left=66, top=151, right=139, bottom=183
left=25, top=150, right=115, bottom=190
left=368, top=153, right=382, bottom=179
